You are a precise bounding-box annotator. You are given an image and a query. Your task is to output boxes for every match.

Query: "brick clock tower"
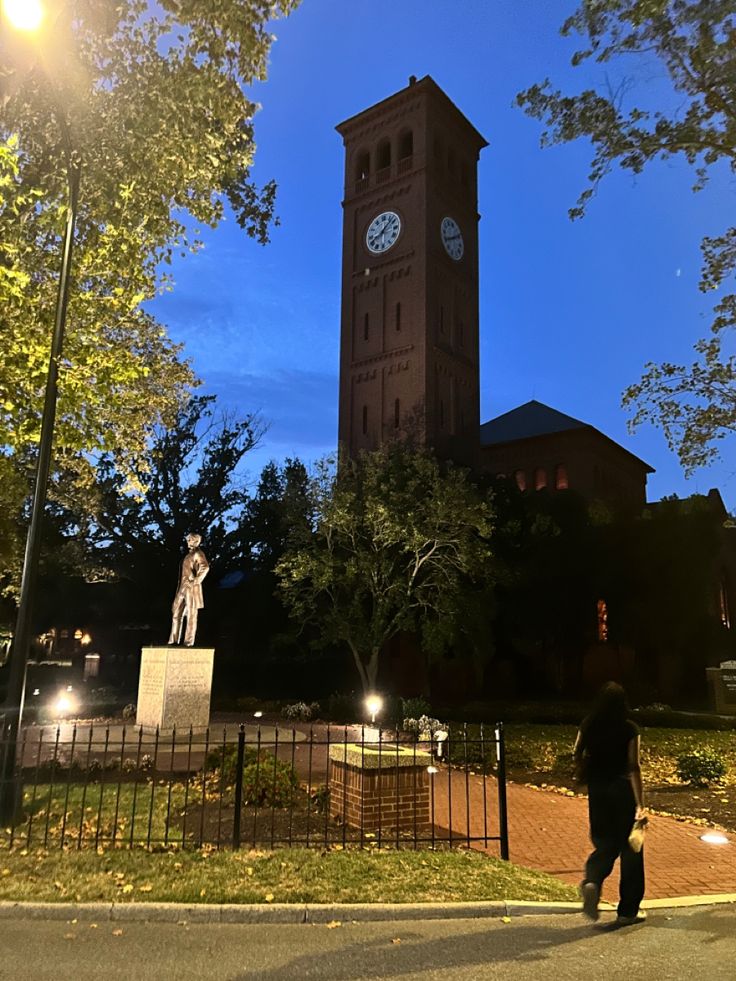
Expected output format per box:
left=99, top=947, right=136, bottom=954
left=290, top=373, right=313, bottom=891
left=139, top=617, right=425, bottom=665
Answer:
left=336, top=76, right=487, bottom=467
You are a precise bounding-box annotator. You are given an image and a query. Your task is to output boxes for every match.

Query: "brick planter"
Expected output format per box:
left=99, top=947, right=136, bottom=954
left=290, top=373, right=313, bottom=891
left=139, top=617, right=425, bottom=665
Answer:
left=328, top=743, right=432, bottom=834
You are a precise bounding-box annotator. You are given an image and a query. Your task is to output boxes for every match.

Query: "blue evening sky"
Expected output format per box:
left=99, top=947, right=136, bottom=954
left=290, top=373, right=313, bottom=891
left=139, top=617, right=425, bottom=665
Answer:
left=149, top=0, right=735, bottom=509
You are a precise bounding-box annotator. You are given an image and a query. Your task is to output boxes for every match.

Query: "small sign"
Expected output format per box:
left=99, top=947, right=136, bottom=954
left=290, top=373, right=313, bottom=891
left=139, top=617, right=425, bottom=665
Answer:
left=722, top=670, right=736, bottom=705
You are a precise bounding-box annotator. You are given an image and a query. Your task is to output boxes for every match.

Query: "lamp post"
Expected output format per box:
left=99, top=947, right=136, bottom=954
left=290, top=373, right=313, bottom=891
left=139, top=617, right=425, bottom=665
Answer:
left=0, top=0, right=81, bottom=822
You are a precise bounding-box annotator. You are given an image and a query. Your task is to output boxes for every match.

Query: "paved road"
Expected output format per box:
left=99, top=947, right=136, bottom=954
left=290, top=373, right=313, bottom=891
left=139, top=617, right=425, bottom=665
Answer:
left=2, top=907, right=734, bottom=980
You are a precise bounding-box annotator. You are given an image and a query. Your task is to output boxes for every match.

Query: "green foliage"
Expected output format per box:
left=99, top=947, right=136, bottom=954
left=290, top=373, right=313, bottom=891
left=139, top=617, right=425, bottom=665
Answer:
left=676, top=748, right=728, bottom=786
left=400, top=696, right=432, bottom=720
left=516, top=1, right=736, bottom=472
left=0, top=1, right=298, bottom=587
left=276, top=443, right=495, bottom=694
left=241, top=755, right=298, bottom=808
left=282, top=701, right=320, bottom=722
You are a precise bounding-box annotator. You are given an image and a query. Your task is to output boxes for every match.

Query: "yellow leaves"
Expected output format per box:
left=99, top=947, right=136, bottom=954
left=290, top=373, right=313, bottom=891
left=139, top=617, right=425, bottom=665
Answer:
left=1, top=868, right=10, bottom=877
left=391, top=937, right=401, bottom=945
left=139, top=884, right=153, bottom=893
left=112, top=929, right=124, bottom=937
left=122, top=883, right=134, bottom=894
left=264, top=893, right=274, bottom=903
left=326, top=920, right=341, bottom=929
left=245, top=867, right=254, bottom=876
left=501, top=916, right=512, bottom=924
left=199, top=889, right=206, bottom=897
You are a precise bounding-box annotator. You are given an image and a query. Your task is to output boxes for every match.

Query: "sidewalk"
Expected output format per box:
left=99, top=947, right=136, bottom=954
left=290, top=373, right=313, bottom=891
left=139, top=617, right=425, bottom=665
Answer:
left=435, top=772, right=736, bottom=901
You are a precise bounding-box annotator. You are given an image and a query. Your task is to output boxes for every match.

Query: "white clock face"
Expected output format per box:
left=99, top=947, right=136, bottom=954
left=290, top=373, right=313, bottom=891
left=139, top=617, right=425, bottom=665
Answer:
left=441, top=216, right=464, bottom=260
left=366, top=211, right=401, bottom=254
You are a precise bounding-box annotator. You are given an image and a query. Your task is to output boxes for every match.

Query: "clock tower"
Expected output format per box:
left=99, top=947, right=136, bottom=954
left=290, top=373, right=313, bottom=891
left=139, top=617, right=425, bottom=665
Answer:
left=336, top=76, right=487, bottom=467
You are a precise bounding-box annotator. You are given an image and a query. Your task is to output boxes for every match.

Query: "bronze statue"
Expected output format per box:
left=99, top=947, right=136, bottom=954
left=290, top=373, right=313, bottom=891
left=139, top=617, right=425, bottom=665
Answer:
left=168, top=533, right=210, bottom=647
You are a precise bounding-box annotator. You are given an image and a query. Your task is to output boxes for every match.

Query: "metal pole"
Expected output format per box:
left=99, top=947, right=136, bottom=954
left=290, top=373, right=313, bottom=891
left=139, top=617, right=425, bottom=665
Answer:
left=0, top=155, right=80, bottom=823
left=496, top=722, right=509, bottom=860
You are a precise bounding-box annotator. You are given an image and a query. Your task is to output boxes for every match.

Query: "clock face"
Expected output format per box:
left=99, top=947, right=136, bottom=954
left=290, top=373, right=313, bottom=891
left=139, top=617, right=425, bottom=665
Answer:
left=441, top=216, right=464, bottom=260
left=366, top=211, right=401, bottom=254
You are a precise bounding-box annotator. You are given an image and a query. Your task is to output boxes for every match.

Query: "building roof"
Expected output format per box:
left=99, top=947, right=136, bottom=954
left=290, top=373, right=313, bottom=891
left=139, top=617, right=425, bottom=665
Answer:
left=480, top=400, right=654, bottom=473
left=336, top=75, right=488, bottom=150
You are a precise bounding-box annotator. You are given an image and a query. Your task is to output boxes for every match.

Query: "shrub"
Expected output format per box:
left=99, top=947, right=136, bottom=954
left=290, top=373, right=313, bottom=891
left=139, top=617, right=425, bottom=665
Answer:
left=204, top=744, right=260, bottom=784
left=401, top=696, right=432, bottom=720
left=282, top=701, right=320, bottom=722
left=242, top=755, right=298, bottom=807
left=403, top=714, right=445, bottom=738
left=121, top=704, right=136, bottom=721
left=676, top=749, right=728, bottom=786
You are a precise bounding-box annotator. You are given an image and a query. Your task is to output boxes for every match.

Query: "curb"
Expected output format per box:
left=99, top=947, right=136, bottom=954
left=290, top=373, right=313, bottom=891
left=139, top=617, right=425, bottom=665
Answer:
left=0, top=894, right=733, bottom=924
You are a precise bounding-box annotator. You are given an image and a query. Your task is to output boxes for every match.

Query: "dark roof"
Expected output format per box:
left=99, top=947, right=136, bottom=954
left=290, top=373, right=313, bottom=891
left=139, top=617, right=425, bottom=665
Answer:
left=480, top=400, right=586, bottom=445
left=480, top=400, right=654, bottom=473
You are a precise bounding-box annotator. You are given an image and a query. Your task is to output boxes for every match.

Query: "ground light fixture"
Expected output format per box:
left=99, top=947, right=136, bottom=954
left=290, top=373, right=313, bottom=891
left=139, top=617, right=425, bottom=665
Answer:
left=365, top=694, right=383, bottom=724
left=253, top=711, right=263, bottom=719
left=53, top=686, right=79, bottom=718
left=700, top=832, right=730, bottom=845
left=2, top=0, right=44, bottom=31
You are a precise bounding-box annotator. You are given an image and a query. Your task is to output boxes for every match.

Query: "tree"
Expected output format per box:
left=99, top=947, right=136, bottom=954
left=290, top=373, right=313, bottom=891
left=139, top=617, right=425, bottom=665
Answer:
left=0, top=0, right=298, bottom=488
left=276, top=445, right=494, bottom=694
left=516, top=1, right=736, bottom=472
left=83, top=395, right=262, bottom=631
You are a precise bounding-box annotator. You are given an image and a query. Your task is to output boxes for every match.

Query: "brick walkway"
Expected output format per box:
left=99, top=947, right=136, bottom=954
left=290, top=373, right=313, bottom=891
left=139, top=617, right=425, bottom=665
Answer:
left=432, top=771, right=736, bottom=901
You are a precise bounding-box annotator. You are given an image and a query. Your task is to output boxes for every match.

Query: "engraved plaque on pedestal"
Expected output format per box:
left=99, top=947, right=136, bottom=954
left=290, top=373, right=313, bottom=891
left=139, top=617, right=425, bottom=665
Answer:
left=136, top=646, right=215, bottom=730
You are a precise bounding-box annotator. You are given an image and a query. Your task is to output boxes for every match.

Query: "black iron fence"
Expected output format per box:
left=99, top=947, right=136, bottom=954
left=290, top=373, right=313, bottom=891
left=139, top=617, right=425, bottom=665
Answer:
left=0, top=720, right=508, bottom=857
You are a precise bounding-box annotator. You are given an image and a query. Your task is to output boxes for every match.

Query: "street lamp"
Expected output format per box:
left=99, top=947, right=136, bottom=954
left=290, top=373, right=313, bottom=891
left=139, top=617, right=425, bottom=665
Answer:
left=0, top=0, right=81, bottom=822
left=2, top=0, right=45, bottom=32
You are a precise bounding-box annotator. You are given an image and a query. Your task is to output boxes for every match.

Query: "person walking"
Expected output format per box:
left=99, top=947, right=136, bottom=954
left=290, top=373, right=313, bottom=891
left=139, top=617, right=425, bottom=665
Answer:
left=574, top=681, right=646, bottom=925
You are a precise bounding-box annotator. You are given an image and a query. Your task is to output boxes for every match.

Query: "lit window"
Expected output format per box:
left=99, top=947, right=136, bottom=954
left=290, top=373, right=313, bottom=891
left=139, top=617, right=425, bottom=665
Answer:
left=394, top=398, right=400, bottom=429
left=555, top=464, right=569, bottom=490
left=362, top=405, right=368, bottom=435
left=597, top=599, right=608, bottom=642
left=720, top=578, right=731, bottom=629
left=514, top=469, right=526, bottom=492
left=534, top=467, right=547, bottom=491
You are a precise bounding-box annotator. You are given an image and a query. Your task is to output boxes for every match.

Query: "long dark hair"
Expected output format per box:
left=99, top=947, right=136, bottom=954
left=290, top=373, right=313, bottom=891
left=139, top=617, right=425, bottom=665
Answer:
left=585, top=681, right=630, bottom=729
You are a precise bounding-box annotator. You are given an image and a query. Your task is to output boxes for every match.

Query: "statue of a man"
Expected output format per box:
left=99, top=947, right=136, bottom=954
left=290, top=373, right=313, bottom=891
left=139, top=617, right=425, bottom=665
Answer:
left=168, top=532, right=210, bottom=647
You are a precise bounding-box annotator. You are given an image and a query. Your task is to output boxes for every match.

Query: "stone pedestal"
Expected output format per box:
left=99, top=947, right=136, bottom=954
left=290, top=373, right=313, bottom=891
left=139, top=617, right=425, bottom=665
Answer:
left=706, top=661, right=736, bottom=716
left=136, top=646, right=214, bottom=730
left=328, top=743, right=432, bottom=834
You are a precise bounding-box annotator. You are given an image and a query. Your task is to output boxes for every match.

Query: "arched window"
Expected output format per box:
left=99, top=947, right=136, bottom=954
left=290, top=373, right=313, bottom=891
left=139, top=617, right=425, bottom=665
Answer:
left=362, top=405, right=368, bottom=435
left=514, top=469, right=527, bottom=492
left=355, top=150, right=370, bottom=181
left=394, top=398, right=400, bottom=429
left=363, top=312, right=369, bottom=341
left=377, top=139, right=391, bottom=170
left=398, top=129, right=413, bottom=160
left=395, top=301, right=401, bottom=331
left=534, top=467, right=547, bottom=491
left=555, top=464, right=569, bottom=490
left=597, top=599, right=609, bottom=642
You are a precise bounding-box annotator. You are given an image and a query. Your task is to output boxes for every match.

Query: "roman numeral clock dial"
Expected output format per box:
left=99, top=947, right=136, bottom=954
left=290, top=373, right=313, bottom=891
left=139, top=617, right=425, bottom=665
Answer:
left=366, top=211, right=401, bottom=254
left=441, top=216, right=464, bottom=261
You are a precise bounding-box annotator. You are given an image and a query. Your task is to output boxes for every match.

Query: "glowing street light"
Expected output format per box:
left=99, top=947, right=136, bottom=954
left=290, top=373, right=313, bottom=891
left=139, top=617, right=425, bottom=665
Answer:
left=700, top=832, right=729, bottom=845
left=365, top=694, right=383, bottom=725
left=2, top=0, right=45, bottom=32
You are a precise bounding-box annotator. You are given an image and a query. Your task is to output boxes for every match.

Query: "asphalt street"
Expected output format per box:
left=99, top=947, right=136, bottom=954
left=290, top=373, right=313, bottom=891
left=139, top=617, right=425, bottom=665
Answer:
left=2, top=906, right=734, bottom=980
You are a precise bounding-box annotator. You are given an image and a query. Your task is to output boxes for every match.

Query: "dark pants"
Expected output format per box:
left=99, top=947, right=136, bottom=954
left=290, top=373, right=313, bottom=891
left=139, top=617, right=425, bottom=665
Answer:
left=584, top=776, right=644, bottom=917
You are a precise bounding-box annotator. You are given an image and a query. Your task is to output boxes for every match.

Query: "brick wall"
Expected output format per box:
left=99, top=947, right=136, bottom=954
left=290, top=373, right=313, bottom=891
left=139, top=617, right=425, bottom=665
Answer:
left=329, top=756, right=431, bottom=834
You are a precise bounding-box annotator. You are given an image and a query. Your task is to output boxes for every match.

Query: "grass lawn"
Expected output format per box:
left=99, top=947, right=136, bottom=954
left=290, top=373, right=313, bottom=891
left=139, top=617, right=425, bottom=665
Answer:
left=0, top=847, right=577, bottom=905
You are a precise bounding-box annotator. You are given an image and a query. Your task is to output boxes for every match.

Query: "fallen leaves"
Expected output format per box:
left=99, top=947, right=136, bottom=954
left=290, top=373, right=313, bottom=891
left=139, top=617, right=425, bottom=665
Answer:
left=326, top=920, right=341, bottom=929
